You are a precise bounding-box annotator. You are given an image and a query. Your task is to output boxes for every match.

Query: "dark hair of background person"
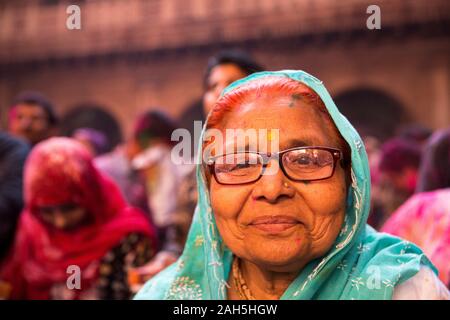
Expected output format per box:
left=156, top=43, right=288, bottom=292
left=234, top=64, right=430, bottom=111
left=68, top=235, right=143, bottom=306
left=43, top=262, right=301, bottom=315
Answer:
left=379, top=138, right=422, bottom=173
left=59, top=104, right=122, bottom=155
left=133, top=110, right=179, bottom=149
left=10, top=91, right=58, bottom=126
left=178, top=49, right=264, bottom=154
left=203, top=49, right=264, bottom=89
left=416, top=128, right=450, bottom=193
left=396, top=124, right=432, bottom=146
left=73, top=127, right=109, bottom=156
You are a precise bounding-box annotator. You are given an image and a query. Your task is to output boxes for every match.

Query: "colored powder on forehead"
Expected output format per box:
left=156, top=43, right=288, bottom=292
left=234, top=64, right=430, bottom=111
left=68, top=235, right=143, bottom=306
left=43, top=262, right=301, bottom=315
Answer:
left=289, top=93, right=302, bottom=107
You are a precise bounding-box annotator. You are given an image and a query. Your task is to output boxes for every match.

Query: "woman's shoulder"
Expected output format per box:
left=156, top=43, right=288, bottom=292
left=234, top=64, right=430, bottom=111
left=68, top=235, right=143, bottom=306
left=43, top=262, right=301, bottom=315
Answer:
left=358, top=226, right=449, bottom=299
left=363, top=224, right=424, bottom=255
left=393, top=266, right=450, bottom=300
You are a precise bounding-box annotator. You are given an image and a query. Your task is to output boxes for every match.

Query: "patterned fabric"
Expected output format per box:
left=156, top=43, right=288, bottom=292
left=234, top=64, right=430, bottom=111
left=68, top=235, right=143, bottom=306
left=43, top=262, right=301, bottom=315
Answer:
left=97, top=233, right=154, bottom=299
left=135, top=70, right=436, bottom=300
left=382, top=189, right=450, bottom=287
left=168, top=166, right=198, bottom=254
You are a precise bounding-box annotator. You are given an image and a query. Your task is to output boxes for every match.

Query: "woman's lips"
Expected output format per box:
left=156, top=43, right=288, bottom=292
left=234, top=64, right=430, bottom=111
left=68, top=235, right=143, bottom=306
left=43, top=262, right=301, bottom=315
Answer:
left=248, top=215, right=301, bottom=233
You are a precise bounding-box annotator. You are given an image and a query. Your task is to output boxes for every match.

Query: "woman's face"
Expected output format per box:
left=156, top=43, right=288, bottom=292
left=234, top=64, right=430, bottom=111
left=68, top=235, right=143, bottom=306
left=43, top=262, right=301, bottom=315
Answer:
left=37, top=203, right=89, bottom=231
left=209, top=94, right=347, bottom=273
left=203, top=64, right=248, bottom=115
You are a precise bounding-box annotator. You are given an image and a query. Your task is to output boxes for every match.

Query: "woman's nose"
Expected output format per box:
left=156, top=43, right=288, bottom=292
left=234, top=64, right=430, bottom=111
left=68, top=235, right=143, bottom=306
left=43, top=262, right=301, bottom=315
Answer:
left=251, top=160, right=295, bottom=203
left=52, top=212, right=68, bottom=229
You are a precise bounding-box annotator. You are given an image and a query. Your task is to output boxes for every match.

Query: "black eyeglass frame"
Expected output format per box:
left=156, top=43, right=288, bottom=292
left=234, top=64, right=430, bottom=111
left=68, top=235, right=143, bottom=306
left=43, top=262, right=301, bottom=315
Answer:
left=207, top=146, right=343, bottom=185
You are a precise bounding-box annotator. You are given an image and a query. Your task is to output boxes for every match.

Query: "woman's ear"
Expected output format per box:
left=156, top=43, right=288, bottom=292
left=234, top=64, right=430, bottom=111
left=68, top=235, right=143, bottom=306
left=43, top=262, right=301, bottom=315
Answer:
left=339, top=139, right=352, bottom=188
left=345, top=167, right=352, bottom=190
left=203, top=163, right=212, bottom=189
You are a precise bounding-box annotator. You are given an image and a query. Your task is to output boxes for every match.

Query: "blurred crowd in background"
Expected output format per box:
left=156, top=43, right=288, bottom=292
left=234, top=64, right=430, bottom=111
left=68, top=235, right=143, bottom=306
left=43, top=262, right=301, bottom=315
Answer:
left=0, top=0, right=449, bottom=299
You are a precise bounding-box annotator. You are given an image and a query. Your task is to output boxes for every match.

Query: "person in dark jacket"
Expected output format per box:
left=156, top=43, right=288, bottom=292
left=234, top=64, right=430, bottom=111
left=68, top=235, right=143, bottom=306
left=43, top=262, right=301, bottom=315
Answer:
left=0, top=131, right=29, bottom=260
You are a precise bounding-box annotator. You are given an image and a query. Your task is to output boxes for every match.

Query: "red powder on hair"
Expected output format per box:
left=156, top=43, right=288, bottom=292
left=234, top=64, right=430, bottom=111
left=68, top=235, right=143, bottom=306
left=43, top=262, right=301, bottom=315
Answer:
left=207, top=76, right=329, bottom=130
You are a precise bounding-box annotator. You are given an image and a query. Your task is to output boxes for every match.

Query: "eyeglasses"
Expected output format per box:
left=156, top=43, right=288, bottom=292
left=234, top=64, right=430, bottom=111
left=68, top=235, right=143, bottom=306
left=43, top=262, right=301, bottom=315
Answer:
left=207, top=146, right=343, bottom=185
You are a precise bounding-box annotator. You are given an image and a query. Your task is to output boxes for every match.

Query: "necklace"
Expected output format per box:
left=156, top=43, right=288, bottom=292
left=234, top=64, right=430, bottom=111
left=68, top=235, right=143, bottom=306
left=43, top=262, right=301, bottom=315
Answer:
left=232, top=257, right=255, bottom=300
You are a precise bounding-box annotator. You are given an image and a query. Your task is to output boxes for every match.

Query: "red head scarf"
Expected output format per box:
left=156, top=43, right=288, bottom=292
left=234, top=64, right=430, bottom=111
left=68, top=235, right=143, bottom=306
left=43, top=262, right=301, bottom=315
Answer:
left=1, top=138, right=156, bottom=299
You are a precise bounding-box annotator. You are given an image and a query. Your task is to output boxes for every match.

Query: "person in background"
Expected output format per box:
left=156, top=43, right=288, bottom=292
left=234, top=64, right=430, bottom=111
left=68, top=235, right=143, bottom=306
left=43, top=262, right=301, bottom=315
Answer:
left=96, top=110, right=182, bottom=288
left=397, top=124, right=432, bottom=148
left=8, top=91, right=58, bottom=146
left=382, top=189, right=450, bottom=289
left=382, top=128, right=450, bottom=288
left=72, top=127, right=109, bottom=157
left=416, top=128, right=450, bottom=193
left=0, top=138, right=156, bottom=299
left=130, top=50, right=264, bottom=284
left=95, top=120, right=150, bottom=215
left=203, top=49, right=265, bottom=115
left=129, top=111, right=181, bottom=246
left=371, top=138, right=422, bottom=229
left=364, top=136, right=382, bottom=228
left=0, top=132, right=29, bottom=261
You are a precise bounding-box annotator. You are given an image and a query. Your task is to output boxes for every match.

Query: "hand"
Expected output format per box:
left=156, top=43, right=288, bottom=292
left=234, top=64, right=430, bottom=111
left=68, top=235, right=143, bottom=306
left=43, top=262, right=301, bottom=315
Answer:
left=128, top=251, right=178, bottom=293
left=0, top=281, right=12, bottom=300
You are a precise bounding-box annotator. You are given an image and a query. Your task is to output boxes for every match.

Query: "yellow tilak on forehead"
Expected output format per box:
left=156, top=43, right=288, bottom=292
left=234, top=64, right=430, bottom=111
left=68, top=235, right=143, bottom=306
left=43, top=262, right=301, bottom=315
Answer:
left=268, top=128, right=280, bottom=141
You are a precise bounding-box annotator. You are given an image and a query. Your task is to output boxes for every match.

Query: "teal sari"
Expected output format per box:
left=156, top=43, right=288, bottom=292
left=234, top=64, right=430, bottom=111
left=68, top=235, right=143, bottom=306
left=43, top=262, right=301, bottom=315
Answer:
left=135, top=70, right=436, bottom=300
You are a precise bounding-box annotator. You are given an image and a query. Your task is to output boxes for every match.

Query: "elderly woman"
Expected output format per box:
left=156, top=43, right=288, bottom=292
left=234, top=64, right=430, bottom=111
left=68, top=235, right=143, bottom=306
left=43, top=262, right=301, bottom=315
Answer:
left=135, top=70, right=449, bottom=300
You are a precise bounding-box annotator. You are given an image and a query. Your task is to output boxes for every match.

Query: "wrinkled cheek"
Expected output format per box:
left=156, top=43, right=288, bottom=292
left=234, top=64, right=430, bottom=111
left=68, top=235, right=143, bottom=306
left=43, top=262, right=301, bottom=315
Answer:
left=310, top=209, right=346, bottom=256
left=302, top=188, right=346, bottom=250
left=210, top=189, right=248, bottom=245
left=214, top=215, right=246, bottom=247
left=316, top=177, right=347, bottom=211
left=209, top=184, right=248, bottom=220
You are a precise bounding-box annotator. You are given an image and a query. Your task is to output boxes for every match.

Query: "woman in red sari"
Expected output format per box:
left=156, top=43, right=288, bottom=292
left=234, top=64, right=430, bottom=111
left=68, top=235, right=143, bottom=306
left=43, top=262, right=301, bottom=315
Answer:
left=0, top=137, right=157, bottom=299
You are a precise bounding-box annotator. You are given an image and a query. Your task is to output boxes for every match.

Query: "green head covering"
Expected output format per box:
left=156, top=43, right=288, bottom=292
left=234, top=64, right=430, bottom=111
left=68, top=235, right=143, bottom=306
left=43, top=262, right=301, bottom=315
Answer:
left=135, top=70, right=436, bottom=300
